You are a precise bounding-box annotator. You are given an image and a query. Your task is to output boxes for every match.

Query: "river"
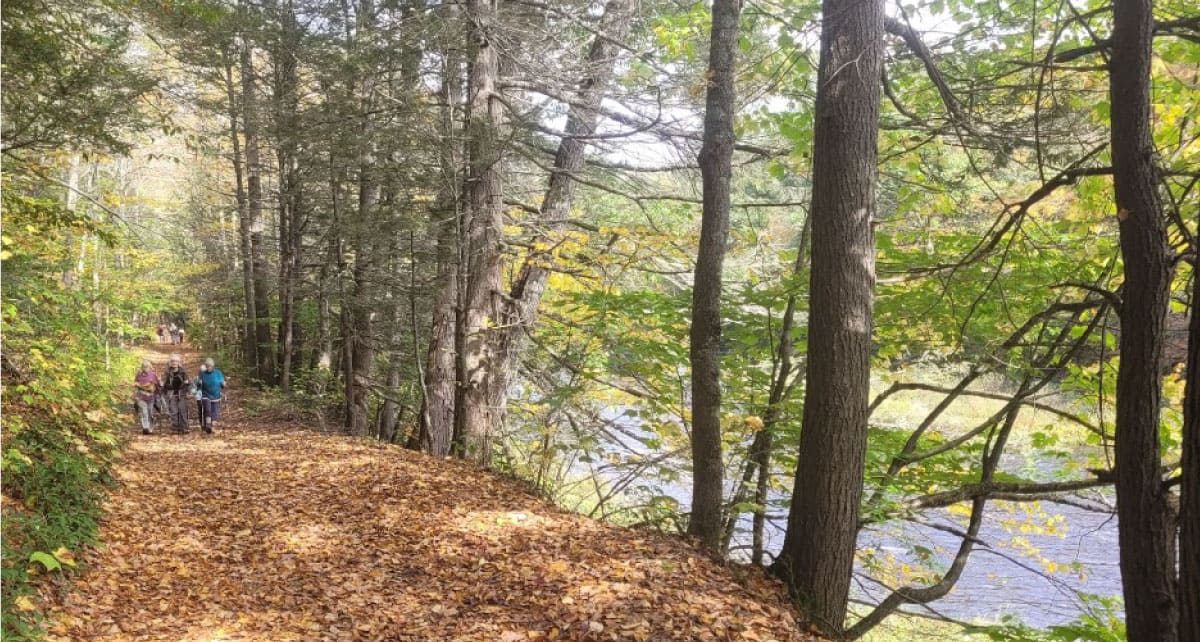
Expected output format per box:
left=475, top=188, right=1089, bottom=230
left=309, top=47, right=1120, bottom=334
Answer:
left=582, top=408, right=1123, bottom=630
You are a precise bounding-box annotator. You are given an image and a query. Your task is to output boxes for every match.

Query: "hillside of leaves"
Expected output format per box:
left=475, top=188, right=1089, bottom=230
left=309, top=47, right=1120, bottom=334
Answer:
left=33, top=349, right=820, bottom=642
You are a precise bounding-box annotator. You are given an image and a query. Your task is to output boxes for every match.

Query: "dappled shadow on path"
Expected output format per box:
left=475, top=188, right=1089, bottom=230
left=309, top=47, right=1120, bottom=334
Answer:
left=44, top=387, right=817, bottom=641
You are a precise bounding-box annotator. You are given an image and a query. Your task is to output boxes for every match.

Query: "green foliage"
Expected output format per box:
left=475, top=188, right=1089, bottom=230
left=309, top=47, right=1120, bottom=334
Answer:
left=1, top=369, right=127, bottom=639
left=1, top=0, right=157, bottom=154
left=969, top=594, right=1125, bottom=641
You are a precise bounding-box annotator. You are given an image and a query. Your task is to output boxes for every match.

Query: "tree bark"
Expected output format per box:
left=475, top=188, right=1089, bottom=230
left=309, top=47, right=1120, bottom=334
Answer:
left=345, top=0, right=380, bottom=435
left=772, top=0, right=883, bottom=632
left=456, top=0, right=505, bottom=463
left=419, top=45, right=464, bottom=456
left=346, top=170, right=379, bottom=435
left=1110, top=0, right=1179, bottom=638
left=455, top=0, right=635, bottom=461
left=272, top=0, right=303, bottom=393
left=240, top=31, right=275, bottom=384
left=316, top=155, right=344, bottom=373
left=687, top=0, right=742, bottom=552
left=224, top=51, right=257, bottom=375
left=61, top=153, right=81, bottom=288
left=1181, top=249, right=1200, bottom=641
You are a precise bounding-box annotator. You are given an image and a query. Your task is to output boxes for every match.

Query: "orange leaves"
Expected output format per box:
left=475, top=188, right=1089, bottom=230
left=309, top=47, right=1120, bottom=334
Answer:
left=42, top=402, right=823, bottom=642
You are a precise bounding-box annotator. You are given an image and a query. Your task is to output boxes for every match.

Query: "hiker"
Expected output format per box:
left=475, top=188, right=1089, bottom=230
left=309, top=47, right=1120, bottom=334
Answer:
left=132, top=360, right=161, bottom=435
left=195, top=357, right=226, bottom=434
left=156, top=324, right=166, bottom=344
left=169, top=322, right=180, bottom=345
left=161, top=353, right=191, bottom=433
left=177, top=327, right=186, bottom=345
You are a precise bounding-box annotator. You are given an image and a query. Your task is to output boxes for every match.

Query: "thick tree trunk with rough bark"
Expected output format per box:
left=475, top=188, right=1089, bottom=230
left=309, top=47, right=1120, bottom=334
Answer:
left=1181, top=243, right=1200, bottom=642
left=419, top=46, right=463, bottom=456
left=420, top=205, right=458, bottom=453
left=772, top=0, right=883, bottom=632
left=687, top=0, right=741, bottom=552
left=1110, top=0, right=1179, bottom=638
left=456, top=0, right=505, bottom=462
left=453, top=0, right=635, bottom=461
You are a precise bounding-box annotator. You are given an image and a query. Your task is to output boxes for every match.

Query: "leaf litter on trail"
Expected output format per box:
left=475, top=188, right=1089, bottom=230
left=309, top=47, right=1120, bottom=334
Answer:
left=43, top=379, right=823, bottom=641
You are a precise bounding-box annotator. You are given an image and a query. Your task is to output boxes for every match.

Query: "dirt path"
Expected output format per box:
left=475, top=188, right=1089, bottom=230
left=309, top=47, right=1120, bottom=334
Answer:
left=45, top=348, right=816, bottom=641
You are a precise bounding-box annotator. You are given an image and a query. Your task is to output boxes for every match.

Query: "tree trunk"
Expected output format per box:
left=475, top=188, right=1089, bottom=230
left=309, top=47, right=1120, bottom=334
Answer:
left=456, top=0, right=635, bottom=461
left=273, top=0, right=302, bottom=393
left=687, top=0, right=742, bottom=552
left=276, top=148, right=300, bottom=392
left=1110, top=1, right=1180, bottom=639
left=1181, top=248, right=1200, bottom=642
left=772, top=0, right=883, bottom=632
left=225, top=52, right=257, bottom=376
left=420, top=202, right=458, bottom=454
left=1111, top=0, right=1179, bottom=638
left=456, top=0, right=505, bottom=463
left=420, top=46, right=463, bottom=456
left=346, top=179, right=379, bottom=435
left=61, top=153, right=81, bottom=288
left=378, top=364, right=402, bottom=442
left=317, top=158, right=344, bottom=373
left=344, top=0, right=380, bottom=435
left=240, top=32, right=274, bottom=384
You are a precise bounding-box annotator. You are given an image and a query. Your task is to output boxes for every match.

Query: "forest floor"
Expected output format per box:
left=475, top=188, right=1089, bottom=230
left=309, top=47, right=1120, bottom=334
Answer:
left=42, top=345, right=820, bottom=642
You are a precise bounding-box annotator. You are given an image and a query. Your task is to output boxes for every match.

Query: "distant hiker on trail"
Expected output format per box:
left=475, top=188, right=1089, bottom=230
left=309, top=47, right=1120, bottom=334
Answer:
left=195, top=357, right=225, bottom=434
left=156, top=324, right=166, bottom=344
left=169, top=322, right=180, bottom=345
left=162, top=354, right=191, bottom=434
left=133, top=360, right=161, bottom=435
left=177, top=327, right=186, bottom=345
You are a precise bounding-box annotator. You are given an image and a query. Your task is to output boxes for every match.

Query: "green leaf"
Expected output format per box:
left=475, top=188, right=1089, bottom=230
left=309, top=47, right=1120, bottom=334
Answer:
left=29, top=551, right=62, bottom=571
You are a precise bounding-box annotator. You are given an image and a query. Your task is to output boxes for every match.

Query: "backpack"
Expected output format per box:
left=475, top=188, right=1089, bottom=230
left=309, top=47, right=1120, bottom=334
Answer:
left=166, top=367, right=188, bottom=391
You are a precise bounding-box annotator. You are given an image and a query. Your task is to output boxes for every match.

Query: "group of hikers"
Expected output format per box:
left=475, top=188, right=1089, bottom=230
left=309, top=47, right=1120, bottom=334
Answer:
left=133, top=354, right=225, bottom=435
left=155, top=322, right=186, bottom=345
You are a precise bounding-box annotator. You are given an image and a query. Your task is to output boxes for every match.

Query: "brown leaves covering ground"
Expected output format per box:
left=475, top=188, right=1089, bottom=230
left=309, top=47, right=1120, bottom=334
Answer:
left=44, top=355, right=820, bottom=642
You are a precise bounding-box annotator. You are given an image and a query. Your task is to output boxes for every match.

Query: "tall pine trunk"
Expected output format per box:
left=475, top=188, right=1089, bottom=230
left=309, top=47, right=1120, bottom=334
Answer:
left=1111, top=0, right=1179, bottom=637
left=456, top=0, right=505, bottom=462
left=772, top=0, right=883, bottom=632
left=241, top=32, right=275, bottom=384
left=225, top=53, right=257, bottom=375
left=346, top=169, right=379, bottom=435
left=452, top=0, right=634, bottom=460
left=273, top=0, right=303, bottom=393
left=344, top=0, right=380, bottom=435
left=419, top=47, right=463, bottom=456
left=687, top=0, right=741, bottom=552
left=1181, top=243, right=1200, bottom=642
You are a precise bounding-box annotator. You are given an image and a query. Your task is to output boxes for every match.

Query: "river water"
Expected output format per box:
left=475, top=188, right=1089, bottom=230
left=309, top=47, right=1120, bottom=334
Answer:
left=583, top=409, right=1123, bottom=629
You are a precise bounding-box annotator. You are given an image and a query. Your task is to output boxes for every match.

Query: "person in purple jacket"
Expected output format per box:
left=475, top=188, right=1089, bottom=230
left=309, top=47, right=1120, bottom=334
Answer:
left=132, top=360, right=161, bottom=435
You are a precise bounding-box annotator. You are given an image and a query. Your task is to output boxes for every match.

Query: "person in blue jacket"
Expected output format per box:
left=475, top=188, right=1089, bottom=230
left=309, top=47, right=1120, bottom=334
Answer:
left=195, top=357, right=226, bottom=434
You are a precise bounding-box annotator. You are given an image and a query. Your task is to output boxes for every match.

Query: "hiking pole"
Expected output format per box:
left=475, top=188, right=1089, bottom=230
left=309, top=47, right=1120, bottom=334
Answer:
left=196, top=393, right=207, bottom=434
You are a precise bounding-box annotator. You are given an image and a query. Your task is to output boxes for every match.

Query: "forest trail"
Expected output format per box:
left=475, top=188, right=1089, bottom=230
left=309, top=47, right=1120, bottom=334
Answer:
left=43, top=346, right=817, bottom=642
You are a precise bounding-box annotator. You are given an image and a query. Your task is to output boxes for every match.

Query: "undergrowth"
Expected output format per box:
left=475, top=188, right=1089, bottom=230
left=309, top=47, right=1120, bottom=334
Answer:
left=1, top=348, right=133, bottom=639
left=1, top=193, right=145, bottom=639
